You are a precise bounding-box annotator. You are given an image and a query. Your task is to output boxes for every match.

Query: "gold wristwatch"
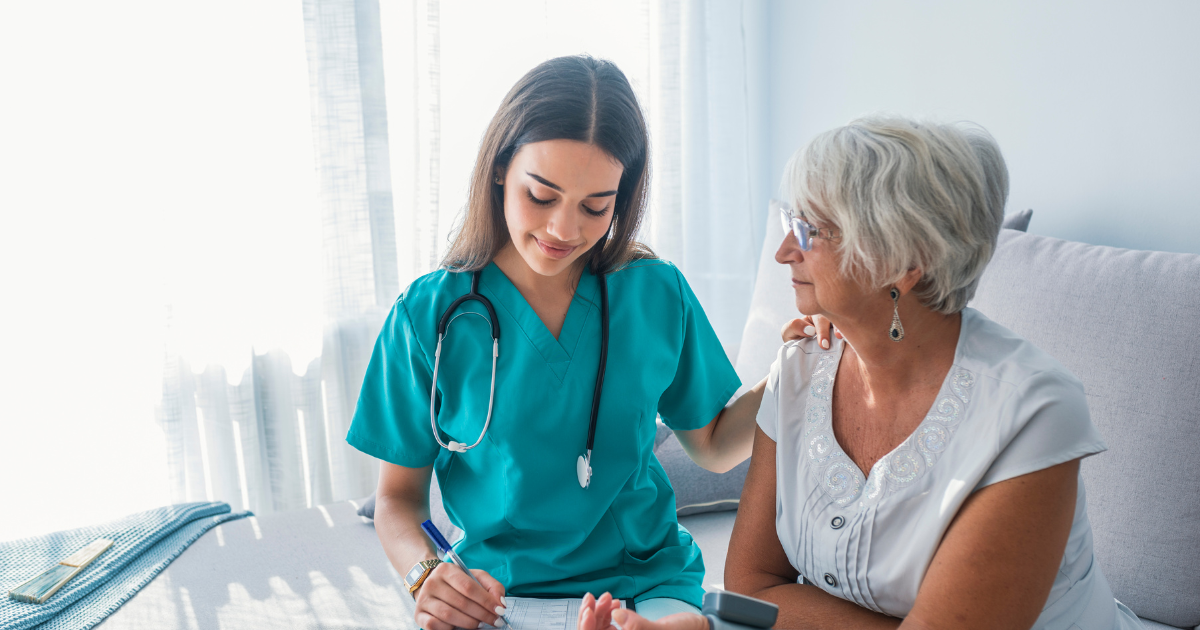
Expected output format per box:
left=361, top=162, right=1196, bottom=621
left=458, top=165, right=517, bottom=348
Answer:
left=404, top=558, right=442, bottom=598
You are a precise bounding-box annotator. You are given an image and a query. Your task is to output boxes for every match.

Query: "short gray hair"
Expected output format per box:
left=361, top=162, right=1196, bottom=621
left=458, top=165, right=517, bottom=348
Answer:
left=784, top=116, right=1009, bottom=313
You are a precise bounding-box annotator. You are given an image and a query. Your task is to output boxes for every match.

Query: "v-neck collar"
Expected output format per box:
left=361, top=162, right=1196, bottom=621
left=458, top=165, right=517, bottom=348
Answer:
left=479, top=262, right=600, bottom=382
left=803, top=310, right=975, bottom=509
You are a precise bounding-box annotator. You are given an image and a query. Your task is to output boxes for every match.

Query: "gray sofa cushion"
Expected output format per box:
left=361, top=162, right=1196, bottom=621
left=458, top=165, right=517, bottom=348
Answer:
left=971, top=230, right=1200, bottom=628
left=654, top=422, right=748, bottom=515
left=1001, top=208, right=1033, bottom=231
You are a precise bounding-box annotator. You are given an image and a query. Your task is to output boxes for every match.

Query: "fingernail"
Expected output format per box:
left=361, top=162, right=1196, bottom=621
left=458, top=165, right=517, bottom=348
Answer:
left=495, top=606, right=507, bottom=616
left=477, top=623, right=486, bottom=629
left=803, top=325, right=816, bottom=336
left=821, top=338, right=830, bottom=349
left=495, top=618, right=507, bottom=628
left=612, top=609, right=628, bottom=623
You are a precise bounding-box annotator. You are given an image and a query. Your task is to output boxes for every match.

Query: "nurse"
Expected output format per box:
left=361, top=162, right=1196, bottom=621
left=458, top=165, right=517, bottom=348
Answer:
left=347, top=56, right=766, bottom=630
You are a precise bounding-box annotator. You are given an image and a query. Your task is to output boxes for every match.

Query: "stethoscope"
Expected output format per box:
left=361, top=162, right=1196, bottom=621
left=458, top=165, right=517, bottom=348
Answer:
left=430, top=269, right=609, bottom=489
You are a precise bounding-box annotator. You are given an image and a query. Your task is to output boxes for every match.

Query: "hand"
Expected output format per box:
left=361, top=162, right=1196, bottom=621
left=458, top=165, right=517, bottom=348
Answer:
left=414, top=563, right=508, bottom=630
left=578, top=592, right=622, bottom=630
left=781, top=314, right=839, bottom=349
left=578, top=593, right=708, bottom=630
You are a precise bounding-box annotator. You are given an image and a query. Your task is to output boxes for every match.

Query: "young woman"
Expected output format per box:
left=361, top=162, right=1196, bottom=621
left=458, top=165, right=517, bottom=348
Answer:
left=346, top=56, right=768, bottom=630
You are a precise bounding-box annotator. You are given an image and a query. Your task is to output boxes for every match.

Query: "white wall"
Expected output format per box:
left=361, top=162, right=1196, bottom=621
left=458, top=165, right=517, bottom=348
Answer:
left=767, top=0, right=1200, bottom=255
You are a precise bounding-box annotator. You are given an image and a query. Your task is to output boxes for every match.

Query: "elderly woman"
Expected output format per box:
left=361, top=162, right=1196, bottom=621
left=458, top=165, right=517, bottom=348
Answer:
left=579, top=117, right=1143, bottom=630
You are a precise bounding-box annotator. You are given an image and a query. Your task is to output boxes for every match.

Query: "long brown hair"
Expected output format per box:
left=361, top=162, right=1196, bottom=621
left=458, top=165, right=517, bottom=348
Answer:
left=441, top=55, right=654, bottom=274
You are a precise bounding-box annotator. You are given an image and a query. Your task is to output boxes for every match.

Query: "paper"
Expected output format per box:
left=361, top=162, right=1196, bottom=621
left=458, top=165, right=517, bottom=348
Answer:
left=480, top=597, right=626, bottom=630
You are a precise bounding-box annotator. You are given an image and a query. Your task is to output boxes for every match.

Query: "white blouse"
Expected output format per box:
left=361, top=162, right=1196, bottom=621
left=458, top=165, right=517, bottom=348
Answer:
left=756, top=308, right=1143, bottom=630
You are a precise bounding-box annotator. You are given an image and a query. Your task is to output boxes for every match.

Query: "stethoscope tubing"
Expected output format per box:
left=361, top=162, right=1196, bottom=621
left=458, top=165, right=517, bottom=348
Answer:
left=582, top=272, right=609, bottom=463
left=429, top=269, right=609, bottom=483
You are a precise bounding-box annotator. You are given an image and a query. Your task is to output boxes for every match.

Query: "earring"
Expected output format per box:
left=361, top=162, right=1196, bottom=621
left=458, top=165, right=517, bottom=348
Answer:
left=889, top=287, right=905, bottom=342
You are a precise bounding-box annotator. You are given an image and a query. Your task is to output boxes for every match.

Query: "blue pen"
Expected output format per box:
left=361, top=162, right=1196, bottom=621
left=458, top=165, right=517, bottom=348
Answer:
left=421, top=520, right=510, bottom=627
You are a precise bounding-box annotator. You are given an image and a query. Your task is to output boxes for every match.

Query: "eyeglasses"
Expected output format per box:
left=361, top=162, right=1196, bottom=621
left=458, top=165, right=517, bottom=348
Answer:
left=772, top=199, right=841, bottom=251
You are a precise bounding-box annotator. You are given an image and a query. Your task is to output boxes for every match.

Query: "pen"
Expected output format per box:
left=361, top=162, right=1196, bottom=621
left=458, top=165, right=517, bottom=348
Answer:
left=420, top=520, right=510, bottom=627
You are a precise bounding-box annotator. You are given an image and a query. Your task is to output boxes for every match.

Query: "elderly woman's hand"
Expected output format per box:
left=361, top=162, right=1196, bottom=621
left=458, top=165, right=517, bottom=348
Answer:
left=577, top=594, right=707, bottom=630
left=781, top=314, right=839, bottom=349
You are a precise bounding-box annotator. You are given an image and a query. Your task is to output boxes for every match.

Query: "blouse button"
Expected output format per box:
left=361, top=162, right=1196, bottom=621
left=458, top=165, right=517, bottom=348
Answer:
left=824, top=573, right=838, bottom=588
left=830, top=516, right=845, bottom=529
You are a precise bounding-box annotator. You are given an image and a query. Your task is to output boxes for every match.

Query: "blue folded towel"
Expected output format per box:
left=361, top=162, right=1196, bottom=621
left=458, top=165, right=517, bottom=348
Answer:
left=1, top=502, right=251, bottom=630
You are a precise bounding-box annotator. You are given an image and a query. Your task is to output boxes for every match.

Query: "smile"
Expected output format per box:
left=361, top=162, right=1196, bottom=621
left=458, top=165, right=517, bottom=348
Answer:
left=536, top=237, right=577, bottom=260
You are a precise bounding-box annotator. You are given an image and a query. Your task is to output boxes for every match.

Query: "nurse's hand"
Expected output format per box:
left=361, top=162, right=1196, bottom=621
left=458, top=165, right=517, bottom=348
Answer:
left=577, top=595, right=707, bottom=630
left=414, top=563, right=508, bottom=630
left=781, top=314, right=838, bottom=349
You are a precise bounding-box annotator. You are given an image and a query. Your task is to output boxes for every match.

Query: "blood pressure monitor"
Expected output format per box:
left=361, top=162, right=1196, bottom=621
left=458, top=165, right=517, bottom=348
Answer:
left=701, top=591, right=778, bottom=630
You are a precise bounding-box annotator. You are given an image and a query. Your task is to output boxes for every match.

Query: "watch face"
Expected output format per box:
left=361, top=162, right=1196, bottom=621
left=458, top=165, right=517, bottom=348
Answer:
left=406, top=562, right=428, bottom=585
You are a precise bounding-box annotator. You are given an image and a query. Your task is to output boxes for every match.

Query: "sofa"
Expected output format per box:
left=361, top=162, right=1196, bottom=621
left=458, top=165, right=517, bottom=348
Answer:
left=100, top=219, right=1199, bottom=630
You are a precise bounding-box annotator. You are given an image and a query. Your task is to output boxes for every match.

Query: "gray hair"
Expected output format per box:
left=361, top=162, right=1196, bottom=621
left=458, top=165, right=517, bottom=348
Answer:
left=784, top=116, right=1009, bottom=314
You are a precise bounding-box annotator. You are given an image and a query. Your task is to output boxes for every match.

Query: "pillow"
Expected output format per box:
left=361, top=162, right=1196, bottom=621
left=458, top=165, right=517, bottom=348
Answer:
left=1001, top=208, right=1032, bottom=231
left=654, top=421, right=748, bottom=516
left=971, top=230, right=1200, bottom=626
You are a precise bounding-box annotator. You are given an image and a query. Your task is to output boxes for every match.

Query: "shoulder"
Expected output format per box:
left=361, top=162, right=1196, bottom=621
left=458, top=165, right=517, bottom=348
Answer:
left=605, top=259, right=697, bottom=318
left=392, top=268, right=473, bottom=340
left=956, top=308, right=1085, bottom=398
left=400, top=267, right=468, bottom=304
left=769, top=338, right=839, bottom=403
left=605, top=257, right=683, bottom=294
left=955, top=309, right=1093, bottom=447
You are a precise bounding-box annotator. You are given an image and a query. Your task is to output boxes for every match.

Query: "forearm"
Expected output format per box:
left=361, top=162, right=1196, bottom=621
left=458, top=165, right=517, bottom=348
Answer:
left=744, top=582, right=900, bottom=630
left=374, top=491, right=440, bottom=577
left=679, top=378, right=766, bottom=473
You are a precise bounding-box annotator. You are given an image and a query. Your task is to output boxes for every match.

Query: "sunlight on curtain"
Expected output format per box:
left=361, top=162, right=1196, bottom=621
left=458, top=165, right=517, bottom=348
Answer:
left=382, top=0, right=769, bottom=356
left=0, top=0, right=318, bottom=541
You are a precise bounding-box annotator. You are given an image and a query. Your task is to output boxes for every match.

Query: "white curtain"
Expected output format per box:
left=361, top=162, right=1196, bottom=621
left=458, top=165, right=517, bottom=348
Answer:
left=650, top=0, right=771, bottom=358
left=0, top=0, right=322, bottom=541
left=157, top=0, right=396, bottom=514
left=154, top=0, right=773, bottom=518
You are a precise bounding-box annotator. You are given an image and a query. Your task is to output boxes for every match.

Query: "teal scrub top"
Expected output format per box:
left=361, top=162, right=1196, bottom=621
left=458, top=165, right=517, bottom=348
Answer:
left=347, top=259, right=740, bottom=606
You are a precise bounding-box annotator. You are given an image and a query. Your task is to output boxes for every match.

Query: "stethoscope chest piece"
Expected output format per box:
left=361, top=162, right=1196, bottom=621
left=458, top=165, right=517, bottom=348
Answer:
left=577, top=453, right=592, bottom=489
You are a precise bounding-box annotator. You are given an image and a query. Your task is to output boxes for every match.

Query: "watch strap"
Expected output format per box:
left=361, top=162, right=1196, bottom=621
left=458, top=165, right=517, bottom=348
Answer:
left=405, top=558, right=442, bottom=597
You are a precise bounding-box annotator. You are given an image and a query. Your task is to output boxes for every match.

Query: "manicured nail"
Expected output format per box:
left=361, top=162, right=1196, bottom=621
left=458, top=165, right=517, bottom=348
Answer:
left=494, top=618, right=506, bottom=628
left=495, top=606, right=507, bottom=616
left=803, top=325, right=816, bottom=336
left=477, top=623, right=486, bottom=629
left=821, top=338, right=830, bottom=349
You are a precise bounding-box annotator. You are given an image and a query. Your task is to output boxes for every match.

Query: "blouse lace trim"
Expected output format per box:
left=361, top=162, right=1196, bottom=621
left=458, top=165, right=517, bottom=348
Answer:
left=803, top=348, right=977, bottom=509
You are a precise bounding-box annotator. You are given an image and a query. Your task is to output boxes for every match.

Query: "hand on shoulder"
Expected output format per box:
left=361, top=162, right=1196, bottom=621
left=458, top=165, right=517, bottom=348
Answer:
left=781, top=314, right=839, bottom=349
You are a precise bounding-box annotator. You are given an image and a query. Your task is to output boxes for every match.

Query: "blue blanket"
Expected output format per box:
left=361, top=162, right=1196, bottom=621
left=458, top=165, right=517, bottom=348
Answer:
left=1, top=502, right=251, bottom=630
